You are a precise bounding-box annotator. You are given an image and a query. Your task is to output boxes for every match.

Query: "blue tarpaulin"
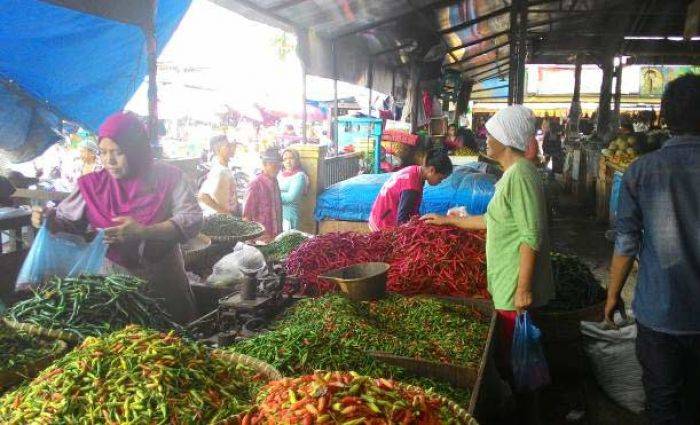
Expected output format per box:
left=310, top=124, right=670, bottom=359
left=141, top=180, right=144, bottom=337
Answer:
left=0, top=0, right=191, bottom=162
left=315, top=164, right=497, bottom=222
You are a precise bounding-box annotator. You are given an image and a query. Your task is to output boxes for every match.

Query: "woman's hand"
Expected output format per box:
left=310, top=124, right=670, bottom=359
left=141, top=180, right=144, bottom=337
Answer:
left=104, top=216, right=147, bottom=244
left=420, top=213, right=450, bottom=226
left=514, top=288, right=533, bottom=312
left=31, top=206, right=44, bottom=228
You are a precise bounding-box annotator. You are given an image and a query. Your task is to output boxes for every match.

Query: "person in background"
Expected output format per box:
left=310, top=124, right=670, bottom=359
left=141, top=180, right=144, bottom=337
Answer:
left=444, top=124, right=464, bottom=151
left=605, top=74, right=700, bottom=425
left=422, top=105, right=554, bottom=424
left=77, top=140, right=101, bottom=176
left=541, top=120, right=562, bottom=173
left=198, top=135, right=238, bottom=216
left=278, top=149, right=308, bottom=231
left=243, top=148, right=283, bottom=242
left=369, top=149, right=453, bottom=231
left=31, top=111, right=201, bottom=324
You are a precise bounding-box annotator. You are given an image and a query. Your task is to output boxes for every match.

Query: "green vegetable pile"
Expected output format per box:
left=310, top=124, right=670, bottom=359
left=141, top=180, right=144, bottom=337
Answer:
left=543, top=252, right=606, bottom=311
left=229, top=295, right=490, bottom=405
left=257, top=232, right=309, bottom=262
left=0, top=325, right=266, bottom=424
left=6, top=275, right=179, bottom=340
left=202, top=214, right=263, bottom=239
left=0, top=324, right=62, bottom=373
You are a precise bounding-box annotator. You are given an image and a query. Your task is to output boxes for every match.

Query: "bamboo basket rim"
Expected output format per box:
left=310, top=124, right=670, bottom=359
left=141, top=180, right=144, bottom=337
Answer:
left=212, top=350, right=283, bottom=382
left=202, top=217, right=265, bottom=244
left=3, top=318, right=81, bottom=343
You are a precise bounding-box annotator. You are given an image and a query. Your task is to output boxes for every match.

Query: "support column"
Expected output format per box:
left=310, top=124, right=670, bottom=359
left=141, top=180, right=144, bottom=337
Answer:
left=596, top=53, right=615, bottom=142
left=516, top=0, right=528, bottom=104
left=507, top=1, right=519, bottom=105
left=409, top=61, right=420, bottom=132
left=612, top=63, right=624, bottom=132
left=302, top=62, right=308, bottom=143
left=332, top=40, right=339, bottom=143
left=567, top=57, right=583, bottom=136
left=144, top=3, right=159, bottom=156
left=367, top=58, right=374, bottom=117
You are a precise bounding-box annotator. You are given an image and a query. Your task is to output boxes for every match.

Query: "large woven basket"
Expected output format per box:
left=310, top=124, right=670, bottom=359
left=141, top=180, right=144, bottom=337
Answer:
left=0, top=339, right=68, bottom=391
left=3, top=318, right=82, bottom=343
left=211, top=350, right=283, bottom=382
left=202, top=216, right=265, bottom=245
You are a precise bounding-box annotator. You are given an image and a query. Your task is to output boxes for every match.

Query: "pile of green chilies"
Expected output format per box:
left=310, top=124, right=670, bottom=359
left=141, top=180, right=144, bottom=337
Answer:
left=543, top=252, right=607, bottom=311
left=6, top=275, right=179, bottom=340
left=0, top=325, right=264, bottom=424
left=257, top=232, right=309, bottom=262
left=0, top=324, right=62, bottom=372
left=202, top=214, right=263, bottom=238
left=229, top=295, right=490, bottom=405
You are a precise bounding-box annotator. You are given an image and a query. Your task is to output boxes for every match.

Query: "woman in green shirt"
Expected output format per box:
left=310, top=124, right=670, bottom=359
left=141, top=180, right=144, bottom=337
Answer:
left=423, top=106, right=554, bottom=421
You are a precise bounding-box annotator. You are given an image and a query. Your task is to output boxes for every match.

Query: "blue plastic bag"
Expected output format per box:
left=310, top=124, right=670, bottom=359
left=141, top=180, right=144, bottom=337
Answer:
left=16, top=224, right=108, bottom=288
left=511, top=312, right=551, bottom=392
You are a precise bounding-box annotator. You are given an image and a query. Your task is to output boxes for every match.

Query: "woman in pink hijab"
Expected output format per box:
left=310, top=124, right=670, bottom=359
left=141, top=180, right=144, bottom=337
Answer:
left=33, top=111, right=202, bottom=324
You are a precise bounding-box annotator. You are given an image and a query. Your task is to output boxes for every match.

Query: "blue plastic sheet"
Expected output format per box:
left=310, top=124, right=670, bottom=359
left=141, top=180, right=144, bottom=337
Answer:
left=512, top=312, right=551, bottom=392
left=609, top=171, right=624, bottom=222
left=0, top=0, right=191, bottom=160
left=16, top=225, right=108, bottom=288
left=314, top=164, right=497, bottom=222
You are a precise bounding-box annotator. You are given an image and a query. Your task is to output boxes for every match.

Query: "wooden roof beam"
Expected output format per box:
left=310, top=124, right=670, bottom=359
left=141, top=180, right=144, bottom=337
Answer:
left=265, top=0, right=308, bottom=12
left=439, top=0, right=562, bottom=36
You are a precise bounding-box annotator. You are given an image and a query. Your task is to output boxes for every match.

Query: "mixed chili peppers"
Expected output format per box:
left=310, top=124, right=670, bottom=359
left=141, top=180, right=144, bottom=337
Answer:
left=229, top=294, right=490, bottom=406
left=285, top=218, right=488, bottom=298
left=0, top=324, right=63, bottom=379
left=242, top=371, right=469, bottom=425
left=0, top=325, right=264, bottom=424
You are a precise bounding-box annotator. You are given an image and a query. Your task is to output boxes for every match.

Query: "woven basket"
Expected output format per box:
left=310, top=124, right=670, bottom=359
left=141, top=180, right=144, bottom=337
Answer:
left=3, top=318, right=82, bottom=343
left=212, top=350, right=283, bottom=382
left=0, top=339, right=68, bottom=390
left=202, top=216, right=265, bottom=246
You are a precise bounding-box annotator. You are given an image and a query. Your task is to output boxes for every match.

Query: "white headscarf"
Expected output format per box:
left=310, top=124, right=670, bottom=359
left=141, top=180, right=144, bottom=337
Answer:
left=485, top=105, right=536, bottom=151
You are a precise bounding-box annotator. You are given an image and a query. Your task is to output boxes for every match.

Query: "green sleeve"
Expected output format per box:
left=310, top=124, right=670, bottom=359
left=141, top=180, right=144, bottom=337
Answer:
left=280, top=173, right=306, bottom=204
left=508, top=168, right=545, bottom=251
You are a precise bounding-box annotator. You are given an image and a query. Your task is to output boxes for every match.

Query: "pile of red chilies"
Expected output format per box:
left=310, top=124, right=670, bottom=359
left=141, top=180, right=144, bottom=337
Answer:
left=285, top=218, right=488, bottom=298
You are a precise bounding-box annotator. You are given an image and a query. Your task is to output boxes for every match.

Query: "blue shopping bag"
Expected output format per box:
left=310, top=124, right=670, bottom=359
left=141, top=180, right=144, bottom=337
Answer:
left=16, top=224, right=108, bottom=288
left=512, top=311, right=551, bottom=392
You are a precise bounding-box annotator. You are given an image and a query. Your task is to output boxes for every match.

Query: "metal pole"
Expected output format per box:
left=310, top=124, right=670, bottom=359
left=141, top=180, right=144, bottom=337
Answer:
left=516, top=0, right=528, bottom=104
left=507, top=1, right=519, bottom=105
left=332, top=40, right=339, bottom=144
left=368, top=58, right=374, bottom=117
left=613, top=62, right=624, bottom=120
left=145, top=0, right=159, bottom=156
left=567, top=56, right=583, bottom=136
left=596, top=53, right=615, bottom=141
left=302, top=59, right=308, bottom=144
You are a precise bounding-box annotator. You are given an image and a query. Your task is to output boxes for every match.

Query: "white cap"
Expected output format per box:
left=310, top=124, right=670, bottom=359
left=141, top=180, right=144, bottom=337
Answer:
left=484, top=105, right=536, bottom=151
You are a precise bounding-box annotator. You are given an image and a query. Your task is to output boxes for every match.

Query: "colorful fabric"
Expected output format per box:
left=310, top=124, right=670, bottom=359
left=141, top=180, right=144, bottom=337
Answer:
left=243, top=173, right=283, bottom=240
left=369, top=165, right=424, bottom=231
left=98, top=111, right=153, bottom=175
left=484, top=158, right=554, bottom=311
left=496, top=310, right=518, bottom=377
left=77, top=163, right=182, bottom=267
left=444, top=135, right=464, bottom=150
left=278, top=171, right=307, bottom=231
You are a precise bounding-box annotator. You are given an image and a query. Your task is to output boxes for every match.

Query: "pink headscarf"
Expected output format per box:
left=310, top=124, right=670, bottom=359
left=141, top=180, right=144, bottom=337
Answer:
left=77, top=111, right=179, bottom=268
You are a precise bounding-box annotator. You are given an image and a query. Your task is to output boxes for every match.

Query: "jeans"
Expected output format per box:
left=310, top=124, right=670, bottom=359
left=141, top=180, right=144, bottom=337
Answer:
left=636, top=323, right=700, bottom=425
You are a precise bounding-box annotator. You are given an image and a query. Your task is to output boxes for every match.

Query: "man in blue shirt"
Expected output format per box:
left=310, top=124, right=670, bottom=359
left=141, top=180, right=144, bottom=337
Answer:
left=605, top=74, right=700, bottom=425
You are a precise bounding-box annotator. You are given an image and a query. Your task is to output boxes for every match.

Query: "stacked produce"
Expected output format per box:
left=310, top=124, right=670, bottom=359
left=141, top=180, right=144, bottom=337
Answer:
left=243, top=371, right=470, bottom=424
left=542, top=252, right=606, bottom=311
left=5, top=275, right=178, bottom=340
left=202, top=214, right=264, bottom=240
left=0, top=324, right=63, bottom=375
left=230, top=294, right=490, bottom=404
left=600, top=134, right=639, bottom=167
left=257, top=231, right=310, bottom=262
left=0, top=326, right=265, bottom=423
left=286, top=218, right=487, bottom=297
left=452, top=147, right=479, bottom=157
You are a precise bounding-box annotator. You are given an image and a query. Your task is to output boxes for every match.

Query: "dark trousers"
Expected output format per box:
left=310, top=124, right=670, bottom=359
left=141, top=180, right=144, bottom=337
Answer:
left=636, top=323, right=700, bottom=425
